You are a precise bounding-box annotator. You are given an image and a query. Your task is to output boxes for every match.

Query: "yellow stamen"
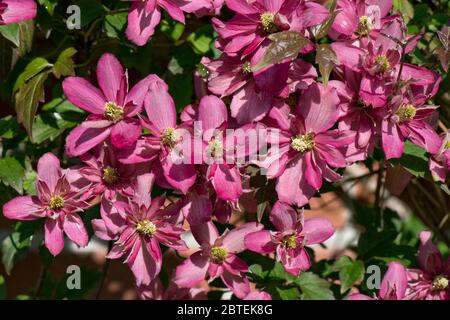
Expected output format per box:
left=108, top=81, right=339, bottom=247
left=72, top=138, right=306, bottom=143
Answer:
left=432, top=275, right=449, bottom=291
left=208, top=138, right=223, bottom=158
left=49, top=195, right=64, bottom=210
left=104, top=102, right=124, bottom=122
left=283, top=234, right=298, bottom=249
left=357, top=16, right=372, bottom=36
left=375, top=55, right=391, bottom=74
left=210, top=246, right=228, bottom=263
left=260, top=12, right=277, bottom=33
left=161, top=127, right=177, bottom=148
left=395, top=104, right=416, bottom=122
left=136, top=220, right=157, bottom=236
left=102, top=166, right=120, bottom=185
left=291, top=133, right=315, bottom=152
left=242, top=61, right=252, bottom=75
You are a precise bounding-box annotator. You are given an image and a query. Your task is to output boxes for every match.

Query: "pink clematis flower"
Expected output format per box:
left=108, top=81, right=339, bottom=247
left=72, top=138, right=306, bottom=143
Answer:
left=194, top=95, right=246, bottom=201
left=429, top=131, right=450, bottom=183
left=405, top=231, right=450, bottom=300
left=93, top=173, right=186, bottom=286
left=330, top=77, right=376, bottom=162
left=332, top=18, right=441, bottom=108
left=380, top=96, right=441, bottom=159
left=348, top=261, right=408, bottom=300
left=202, top=52, right=291, bottom=124
left=63, top=53, right=157, bottom=157
left=259, top=82, right=355, bottom=207
left=174, top=221, right=263, bottom=299
left=331, top=0, right=393, bottom=39
left=2, top=153, right=90, bottom=256
left=126, top=0, right=208, bottom=46
left=0, top=0, right=36, bottom=25
left=118, top=76, right=196, bottom=193
left=245, top=201, right=334, bottom=276
left=137, top=277, right=207, bottom=300
left=78, top=142, right=149, bottom=201
left=214, top=0, right=328, bottom=55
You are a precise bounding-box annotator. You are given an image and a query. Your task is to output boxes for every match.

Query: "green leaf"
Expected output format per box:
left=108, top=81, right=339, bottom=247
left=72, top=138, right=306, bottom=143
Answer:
left=393, top=0, right=414, bottom=23
left=14, top=58, right=53, bottom=92
left=333, top=256, right=365, bottom=293
left=0, top=20, right=34, bottom=55
left=161, top=19, right=185, bottom=42
left=75, top=0, right=105, bottom=27
left=32, top=98, right=84, bottom=144
left=1, top=232, right=32, bottom=275
left=38, top=0, right=59, bottom=15
left=296, top=272, right=335, bottom=300
left=275, top=286, right=300, bottom=300
left=253, top=31, right=311, bottom=71
left=396, top=141, right=428, bottom=178
left=23, top=170, right=37, bottom=196
left=14, top=58, right=53, bottom=139
left=104, top=12, right=128, bottom=39
left=316, top=44, right=339, bottom=85
left=0, top=116, right=19, bottom=139
left=0, top=276, right=5, bottom=300
left=53, top=47, right=77, bottom=79
left=0, top=157, right=25, bottom=193
left=187, top=25, right=214, bottom=54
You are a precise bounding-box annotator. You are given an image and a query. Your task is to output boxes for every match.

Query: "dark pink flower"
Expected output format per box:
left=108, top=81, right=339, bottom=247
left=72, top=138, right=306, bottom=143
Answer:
left=214, top=0, right=328, bottom=55
left=126, top=0, right=208, bottom=46
left=202, top=53, right=290, bottom=124
left=348, top=261, right=408, bottom=300
left=331, top=0, right=393, bottom=38
left=2, top=153, right=90, bottom=256
left=0, top=0, right=36, bottom=25
left=245, top=201, right=334, bottom=276
left=118, top=76, right=197, bottom=193
left=429, top=131, right=450, bottom=183
left=405, top=231, right=450, bottom=300
left=64, top=53, right=157, bottom=156
left=174, top=221, right=262, bottom=299
left=93, top=174, right=186, bottom=286
left=332, top=19, right=441, bottom=108
left=381, top=96, right=441, bottom=159
left=259, top=82, right=355, bottom=206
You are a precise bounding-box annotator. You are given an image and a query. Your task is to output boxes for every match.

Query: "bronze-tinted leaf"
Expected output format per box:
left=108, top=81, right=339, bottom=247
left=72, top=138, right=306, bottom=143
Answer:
left=253, top=31, right=311, bottom=71
left=316, top=44, right=339, bottom=85
left=310, top=0, right=339, bottom=40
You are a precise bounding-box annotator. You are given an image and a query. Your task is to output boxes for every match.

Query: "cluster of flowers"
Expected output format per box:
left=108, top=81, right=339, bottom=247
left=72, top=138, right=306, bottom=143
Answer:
left=1, top=0, right=449, bottom=299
